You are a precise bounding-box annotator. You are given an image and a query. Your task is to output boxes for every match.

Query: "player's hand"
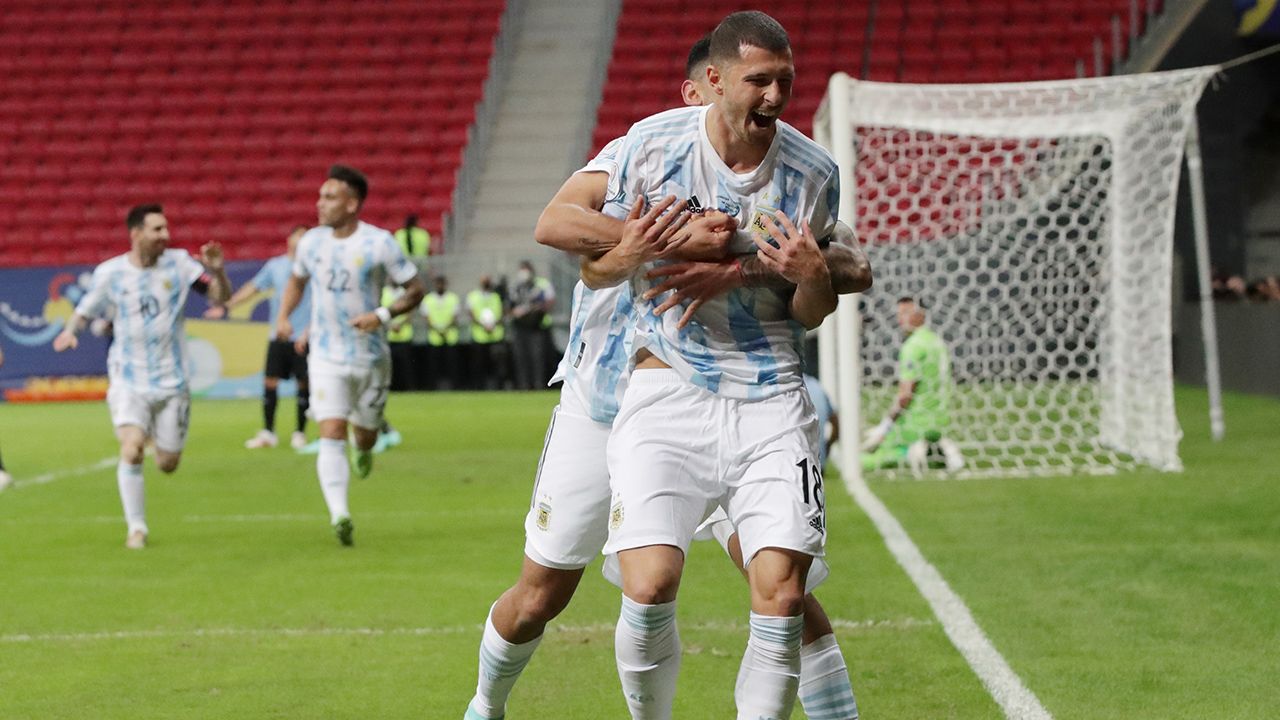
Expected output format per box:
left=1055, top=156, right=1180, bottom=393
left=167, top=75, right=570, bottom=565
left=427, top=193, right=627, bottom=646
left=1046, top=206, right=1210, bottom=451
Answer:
left=203, top=305, right=227, bottom=320
left=275, top=318, right=293, bottom=342
left=643, top=260, right=742, bottom=329
left=350, top=312, right=382, bottom=332
left=199, top=242, right=225, bottom=272
left=294, top=329, right=309, bottom=355
left=863, top=418, right=893, bottom=452
left=753, top=211, right=828, bottom=286
left=53, top=329, right=78, bottom=352
left=617, top=195, right=692, bottom=267
left=676, top=211, right=737, bottom=259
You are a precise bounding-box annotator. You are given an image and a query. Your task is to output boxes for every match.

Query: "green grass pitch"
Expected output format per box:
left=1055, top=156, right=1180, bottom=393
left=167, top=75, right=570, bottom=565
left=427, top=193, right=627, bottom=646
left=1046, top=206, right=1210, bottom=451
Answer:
left=0, top=386, right=1276, bottom=718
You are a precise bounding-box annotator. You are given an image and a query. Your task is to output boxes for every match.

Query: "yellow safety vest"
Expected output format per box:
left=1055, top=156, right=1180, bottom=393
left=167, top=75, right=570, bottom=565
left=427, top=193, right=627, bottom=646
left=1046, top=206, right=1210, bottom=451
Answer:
left=467, top=290, right=504, bottom=344
left=394, top=226, right=431, bottom=258
left=423, top=291, right=460, bottom=346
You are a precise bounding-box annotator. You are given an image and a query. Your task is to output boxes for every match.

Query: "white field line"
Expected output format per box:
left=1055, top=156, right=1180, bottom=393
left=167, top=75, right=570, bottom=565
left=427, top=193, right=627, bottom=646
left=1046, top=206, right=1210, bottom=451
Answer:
left=0, top=617, right=932, bottom=645
left=11, top=457, right=117, bottom=490
left=2, top=510, right=507, bottom=525
left=840, top=472, right=1054, bottom=720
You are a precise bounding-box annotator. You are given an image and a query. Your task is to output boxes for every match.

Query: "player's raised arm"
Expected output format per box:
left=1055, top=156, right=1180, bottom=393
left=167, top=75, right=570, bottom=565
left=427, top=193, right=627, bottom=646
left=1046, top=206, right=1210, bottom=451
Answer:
left=535, top=172, right=622, bottom=257
left=754, top=211, right=836, bottom=329
left=204, top=278, right=259, bottom=319
left=198, top=242, right=232, bottom=304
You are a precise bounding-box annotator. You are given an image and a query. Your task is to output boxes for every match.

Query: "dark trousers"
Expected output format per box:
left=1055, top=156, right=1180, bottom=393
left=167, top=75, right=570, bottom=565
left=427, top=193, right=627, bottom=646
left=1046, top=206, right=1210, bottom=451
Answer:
left=511, top=325, right=547, bottom=390
left=389, top=342, right=416, bottom=392
left=426, top=344, right=460, bottom=390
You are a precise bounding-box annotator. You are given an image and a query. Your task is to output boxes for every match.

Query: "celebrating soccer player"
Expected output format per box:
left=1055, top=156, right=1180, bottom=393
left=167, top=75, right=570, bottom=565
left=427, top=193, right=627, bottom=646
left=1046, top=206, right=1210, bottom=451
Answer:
left=53, top=204, right=231, bottom=549
left=276, top=165, right=425, bottom=546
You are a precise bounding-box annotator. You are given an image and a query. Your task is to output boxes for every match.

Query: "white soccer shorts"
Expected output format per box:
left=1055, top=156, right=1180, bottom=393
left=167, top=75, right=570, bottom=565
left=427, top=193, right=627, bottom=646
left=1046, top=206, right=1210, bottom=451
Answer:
left=603, top=369, right=827, bottom=569
left=308, top=356, right=391, bottom=430
left=107, top=385, right=191, bottom=453
left=523, top=388, right=613, bottom=570
left=693, top=507, right=831, bottom=593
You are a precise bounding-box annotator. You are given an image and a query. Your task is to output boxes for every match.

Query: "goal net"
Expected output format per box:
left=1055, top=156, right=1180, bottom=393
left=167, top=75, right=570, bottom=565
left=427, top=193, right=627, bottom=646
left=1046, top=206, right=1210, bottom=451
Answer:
left=813, top=68, right=1217, bottom=480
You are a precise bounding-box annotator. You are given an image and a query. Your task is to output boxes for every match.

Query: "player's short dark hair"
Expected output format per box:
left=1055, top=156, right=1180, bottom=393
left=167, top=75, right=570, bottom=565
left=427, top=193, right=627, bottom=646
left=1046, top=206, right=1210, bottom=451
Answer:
left=898, top=296, right=928, bottom=310
left=686, top=34, right=712, bottom=79
left=328, top=164, right=369, bottom=204
left=709, top=11, right=790, bottom=66
left=126, top=203, right=164, bottom=230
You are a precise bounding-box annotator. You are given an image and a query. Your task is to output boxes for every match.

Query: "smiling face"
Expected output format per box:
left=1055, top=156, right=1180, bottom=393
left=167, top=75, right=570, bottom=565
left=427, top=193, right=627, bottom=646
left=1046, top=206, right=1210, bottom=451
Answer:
left=707, top=43, right=794, bottom=147
left=129, top=212, right=170, bottom=259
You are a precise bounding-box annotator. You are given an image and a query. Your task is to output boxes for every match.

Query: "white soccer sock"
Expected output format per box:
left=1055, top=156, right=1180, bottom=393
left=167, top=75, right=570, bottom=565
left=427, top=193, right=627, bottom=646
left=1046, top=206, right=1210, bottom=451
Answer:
left=798, top=633, right=860, bottom=720
left=735, top=612, right=804, bottom=720
left=116, top=460, right=146, bottom=534
left=317, top=438, right=350, bottom=523
left=615, top=596, right=681, bottom=720
left=467, top=605, right=543, bottom=719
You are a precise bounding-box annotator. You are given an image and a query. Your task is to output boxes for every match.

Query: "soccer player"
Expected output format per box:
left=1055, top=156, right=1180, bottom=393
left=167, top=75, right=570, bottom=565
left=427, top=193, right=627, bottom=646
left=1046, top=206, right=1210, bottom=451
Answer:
left=275, top=165, right=425, bottom=546
left=206, top=225, right=313, bottom=450
left=586, top=12, right=847, bottom=718
left=463, top=31, right=868, bottom=720
left=862, top=297, right=962, bottom=474
left=52, top=204, right=230, bottom=549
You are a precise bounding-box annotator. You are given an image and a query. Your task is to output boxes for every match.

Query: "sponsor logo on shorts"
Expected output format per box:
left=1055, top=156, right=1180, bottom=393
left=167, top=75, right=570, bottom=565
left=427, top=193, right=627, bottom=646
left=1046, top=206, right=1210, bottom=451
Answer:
left=609, top=502, right=624, bottom=530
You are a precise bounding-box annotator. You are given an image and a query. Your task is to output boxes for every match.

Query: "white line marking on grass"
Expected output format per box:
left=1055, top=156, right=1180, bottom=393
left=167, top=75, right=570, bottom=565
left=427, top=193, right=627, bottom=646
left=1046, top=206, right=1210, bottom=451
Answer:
left=11, top=457, right=117, bottom=490
left=0, top=617, right=933, bottom=645
left=840, top=473, right=1054, bottom=720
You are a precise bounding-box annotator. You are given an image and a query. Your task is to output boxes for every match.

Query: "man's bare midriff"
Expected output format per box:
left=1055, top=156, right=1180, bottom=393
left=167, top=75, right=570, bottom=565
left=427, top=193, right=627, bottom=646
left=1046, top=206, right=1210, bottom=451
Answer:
left=634, top=348, right=670, bottom=369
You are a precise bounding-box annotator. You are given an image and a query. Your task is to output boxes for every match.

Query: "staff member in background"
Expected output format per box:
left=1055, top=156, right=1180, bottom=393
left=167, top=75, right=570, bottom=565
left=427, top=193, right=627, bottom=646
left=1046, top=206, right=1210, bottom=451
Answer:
left=421, top=274, right=461, bottom=390
left=509, top=260, right=555, bottom=390
left=394, top=214, right=431, bottom=259
left=382, top=283, right=419, bottom=391
left=467, top=275, right=505, bottom=390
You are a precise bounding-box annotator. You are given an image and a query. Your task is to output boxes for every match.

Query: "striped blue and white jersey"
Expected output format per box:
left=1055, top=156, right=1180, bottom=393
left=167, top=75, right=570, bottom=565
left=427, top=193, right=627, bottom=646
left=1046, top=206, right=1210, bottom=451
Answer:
left=74, top=249, right=208, bottom=393
left=604, top=105, right=840, bottom=400
left=292, top=221, right=419, bottom=367
left=251, top=254, right=311, bottom=341
left=551, top=135, right=636, bottom=424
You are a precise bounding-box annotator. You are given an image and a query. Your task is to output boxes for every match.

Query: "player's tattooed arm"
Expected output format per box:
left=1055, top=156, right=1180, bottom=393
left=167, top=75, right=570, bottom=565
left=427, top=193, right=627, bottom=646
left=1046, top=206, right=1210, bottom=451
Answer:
left=580, top=196, right=691, bottom=289
left=535, top=172, right=622, bottom=258
left=739, top=222, right=870, bottom=293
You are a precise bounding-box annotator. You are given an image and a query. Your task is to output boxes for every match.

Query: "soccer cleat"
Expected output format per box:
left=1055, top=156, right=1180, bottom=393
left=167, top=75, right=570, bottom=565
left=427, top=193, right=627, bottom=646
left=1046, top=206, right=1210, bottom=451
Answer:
left=464, top=703, right=503, bottom=720
left=124, top=529, right=147, bottom=550
left=0, top=470, right=12, bottom=492
left=381, top=429, right=402, bottom=448
left=333, top=516, right=354, bottom=546
left=244, top=429, right=278, bottom=449
left=350, top=447, right=374, bottom=479
left=290, top=431, right=308, bottom=450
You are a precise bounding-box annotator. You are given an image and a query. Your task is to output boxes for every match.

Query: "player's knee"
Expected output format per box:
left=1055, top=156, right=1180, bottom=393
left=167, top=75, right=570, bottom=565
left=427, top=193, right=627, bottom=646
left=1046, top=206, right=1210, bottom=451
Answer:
left=755, top=586, right=806, bottom=617
left=119, top=442, right=145, bottom=465
left=156, top=453, right=181, bottom=473
left=263, top=377, right=280, bottom=391
left=622, top=572, right=681, bottom=605
left=516, top=581, right=574, bottom=624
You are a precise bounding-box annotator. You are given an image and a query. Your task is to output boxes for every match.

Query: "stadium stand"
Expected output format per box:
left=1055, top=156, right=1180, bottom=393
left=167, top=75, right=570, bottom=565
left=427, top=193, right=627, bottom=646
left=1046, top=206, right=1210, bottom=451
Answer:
left=0, top=0, right=504, bottom=268
left=591, top=0, right=1159, bottom=151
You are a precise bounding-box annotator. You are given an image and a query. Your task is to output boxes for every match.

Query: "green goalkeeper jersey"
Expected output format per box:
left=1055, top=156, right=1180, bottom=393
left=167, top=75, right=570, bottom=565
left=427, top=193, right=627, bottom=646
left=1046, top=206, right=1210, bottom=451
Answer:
left=898, top=326, right=951, bottom=435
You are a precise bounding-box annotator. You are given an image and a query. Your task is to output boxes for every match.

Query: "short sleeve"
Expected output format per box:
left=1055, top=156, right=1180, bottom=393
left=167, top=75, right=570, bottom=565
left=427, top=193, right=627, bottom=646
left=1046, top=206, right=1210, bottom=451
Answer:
left=809, top=167, right=840, bottom=241
left=578, top=136, right=624, bottom=176
left=383, top=233, right=419, bottom=286
left=250, top=259, right=275, bottom=290
left=292, top=234, right=313, bottom=279
left=175, top=251, right=209, bottom=288
left=74, top=265, right=112, bottom=319
left=601, top=127, right=648, bottom=222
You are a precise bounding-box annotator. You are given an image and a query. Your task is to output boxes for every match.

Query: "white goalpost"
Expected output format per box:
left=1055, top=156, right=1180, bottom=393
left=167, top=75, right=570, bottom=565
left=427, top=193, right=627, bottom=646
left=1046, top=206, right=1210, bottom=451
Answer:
left=813, top=68, right=1220, bottom=481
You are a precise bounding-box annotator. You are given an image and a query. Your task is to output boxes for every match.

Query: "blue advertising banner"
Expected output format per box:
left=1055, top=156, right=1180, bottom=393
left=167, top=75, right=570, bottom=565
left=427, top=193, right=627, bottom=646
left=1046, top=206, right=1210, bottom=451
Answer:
left=1236, top=0, right=1280, bottom=36
left=0, top=258, right=291, bottom=400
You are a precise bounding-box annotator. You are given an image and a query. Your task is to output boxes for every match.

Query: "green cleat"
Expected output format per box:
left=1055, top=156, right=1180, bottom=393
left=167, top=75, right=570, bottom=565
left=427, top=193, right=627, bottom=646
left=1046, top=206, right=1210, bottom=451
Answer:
left=334, top=516, right=354, bottom=546
left=350, top=446, right=374, bottom=479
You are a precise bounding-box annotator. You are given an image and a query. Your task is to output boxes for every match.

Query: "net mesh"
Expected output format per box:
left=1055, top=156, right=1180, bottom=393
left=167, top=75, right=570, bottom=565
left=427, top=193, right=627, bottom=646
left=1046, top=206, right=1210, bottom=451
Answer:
left=818, top=69, right=1216, bottom=478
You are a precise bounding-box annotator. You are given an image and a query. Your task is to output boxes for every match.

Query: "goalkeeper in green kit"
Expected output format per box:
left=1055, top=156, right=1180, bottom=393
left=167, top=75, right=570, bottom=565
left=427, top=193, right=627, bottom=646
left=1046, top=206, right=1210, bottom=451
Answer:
left=862, top=296, right=963, bottom=473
